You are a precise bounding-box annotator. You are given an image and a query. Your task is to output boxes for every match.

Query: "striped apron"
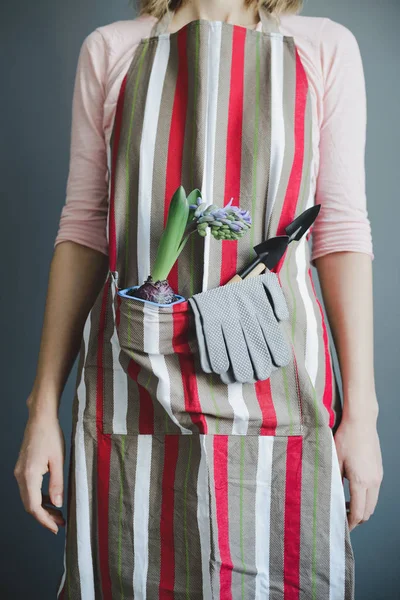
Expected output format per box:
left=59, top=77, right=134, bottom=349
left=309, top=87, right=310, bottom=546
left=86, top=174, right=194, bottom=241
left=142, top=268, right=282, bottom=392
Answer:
left=57, top=6, right=355, bottom=599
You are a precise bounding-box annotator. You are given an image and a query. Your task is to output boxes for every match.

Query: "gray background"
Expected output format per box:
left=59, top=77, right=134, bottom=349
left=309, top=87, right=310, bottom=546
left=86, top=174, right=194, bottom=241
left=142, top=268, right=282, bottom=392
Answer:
left=1, top=0, right=398, bottom=598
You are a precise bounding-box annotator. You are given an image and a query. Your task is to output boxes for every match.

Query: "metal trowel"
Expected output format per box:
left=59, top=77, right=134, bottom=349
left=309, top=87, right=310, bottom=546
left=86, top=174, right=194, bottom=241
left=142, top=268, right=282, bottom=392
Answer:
left=226, top=204, right=321, bottom=283
left=227, top=235, right=289, bottom=283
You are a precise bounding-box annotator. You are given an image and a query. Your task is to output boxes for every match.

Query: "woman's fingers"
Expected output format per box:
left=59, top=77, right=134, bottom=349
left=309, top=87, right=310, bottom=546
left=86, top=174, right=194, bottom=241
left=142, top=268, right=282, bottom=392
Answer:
left=15, top=466, right=59, bottom=534
left=333, top=416, right=383, bottom=532
left=347, top=479, right=367, bottom=532
left=43, top=504, right=66, bottom=526
left=42, top=493, right=66, bottom=522
left=48, top=455, right=64, bottom=508
left=14, top=412, right=66, bottom=535
left=360, top=483, right=381, bottom=523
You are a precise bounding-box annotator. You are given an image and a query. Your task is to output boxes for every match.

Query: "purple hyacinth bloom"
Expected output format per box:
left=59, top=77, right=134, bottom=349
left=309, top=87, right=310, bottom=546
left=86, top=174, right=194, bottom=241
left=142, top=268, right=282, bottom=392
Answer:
left=230, top=205, right=252, bottom=224
left=187, top=194, right=252, bottom=241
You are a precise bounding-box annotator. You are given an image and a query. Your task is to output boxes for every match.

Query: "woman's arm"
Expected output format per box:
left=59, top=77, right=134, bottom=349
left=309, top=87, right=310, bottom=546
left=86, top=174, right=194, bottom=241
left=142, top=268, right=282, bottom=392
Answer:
left=310, top=18, right=382, bottom=531
left=14, top=28, right=111, bottom=535
left=27, top=242, right=109, bottom=415
left=14, top=242, right=108, bottom=534
left=315, top=251, right=383, bottom=531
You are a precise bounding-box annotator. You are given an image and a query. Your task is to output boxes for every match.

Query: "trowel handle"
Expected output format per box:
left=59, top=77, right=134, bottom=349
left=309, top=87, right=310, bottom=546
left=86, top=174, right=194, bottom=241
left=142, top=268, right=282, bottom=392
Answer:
left=225, top=273, right=243, bottom=284
left=243, top=262, right=266, bottom=279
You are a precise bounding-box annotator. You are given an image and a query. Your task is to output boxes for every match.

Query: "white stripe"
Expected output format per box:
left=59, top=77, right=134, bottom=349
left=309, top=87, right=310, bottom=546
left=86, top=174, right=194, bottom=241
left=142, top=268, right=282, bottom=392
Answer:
left=255, top=436, right=274, bottom=599
left=227, top=382, right=249, bottom=435
left=133, top=435, right=153, bottom=598
left=75, top=316, right=95, bottom=599
left=265, top=35, right=285, bottom=233
left=143, top=304, right=160, bottom=354
left=198, top=435, right=213, bottom=598
left=56, top=521, right=67, bottom=597
left=137, top=37, right=170, bottom=285
left=329, top=431, right=346, bottom=600
left=201, top=22, right=222, bottom=292
left=106, top=139, right=113, bottom=248
left=295, top=236, right=319, bottom=386
left=144, top=302, right=192, bottom=434
left=295, top=123, right=319, bottom=386
left=148, top=353, right=193, bottom=434
left=111, top=281, right=128, bottom=434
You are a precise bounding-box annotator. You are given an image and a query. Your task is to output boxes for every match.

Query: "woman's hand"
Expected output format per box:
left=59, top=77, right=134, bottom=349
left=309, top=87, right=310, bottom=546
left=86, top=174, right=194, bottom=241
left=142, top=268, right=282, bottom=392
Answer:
left=14, top=397, right=66, bottom=535
left=334, top=411, right=383, bottom=532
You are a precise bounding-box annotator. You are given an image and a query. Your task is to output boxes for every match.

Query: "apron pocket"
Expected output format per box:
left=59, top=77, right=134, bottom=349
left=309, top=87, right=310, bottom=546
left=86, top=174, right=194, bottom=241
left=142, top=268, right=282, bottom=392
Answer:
left=114, top=282, right=195, bottom=358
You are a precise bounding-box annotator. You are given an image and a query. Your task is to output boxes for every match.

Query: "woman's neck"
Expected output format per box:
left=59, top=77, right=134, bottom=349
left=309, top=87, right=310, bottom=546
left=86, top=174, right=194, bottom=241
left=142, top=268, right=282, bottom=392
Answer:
left=166, top=0, right=260, bottom=33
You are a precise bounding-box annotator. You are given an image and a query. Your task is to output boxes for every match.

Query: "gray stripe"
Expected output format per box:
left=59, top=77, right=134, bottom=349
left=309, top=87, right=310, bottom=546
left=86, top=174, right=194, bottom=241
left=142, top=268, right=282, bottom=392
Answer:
left=267, top=38, right=296, bottom=240
left=173, top=435, right=204, bottom=596
left=229, top=436, right=258, bottom=599
left=145, top=434, right=165, bottom=597
left=108, top=435, right=137, bottom=598
left=269, top=436, right=288, bottom=595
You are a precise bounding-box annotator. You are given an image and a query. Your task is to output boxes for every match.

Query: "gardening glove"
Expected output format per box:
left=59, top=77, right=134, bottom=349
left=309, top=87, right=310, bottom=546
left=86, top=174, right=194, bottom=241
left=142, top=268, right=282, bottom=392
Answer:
left=188, top=271, right=292, bottom=384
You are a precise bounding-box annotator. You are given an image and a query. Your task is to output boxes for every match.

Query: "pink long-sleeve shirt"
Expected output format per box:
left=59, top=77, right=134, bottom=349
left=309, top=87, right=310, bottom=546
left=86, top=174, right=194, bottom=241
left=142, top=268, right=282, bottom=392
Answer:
left=54, top=12, right=374, bottom=264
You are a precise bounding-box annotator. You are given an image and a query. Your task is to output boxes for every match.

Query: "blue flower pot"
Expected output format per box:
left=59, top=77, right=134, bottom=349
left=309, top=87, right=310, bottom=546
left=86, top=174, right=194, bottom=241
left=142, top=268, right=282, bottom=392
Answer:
left=117, top=285, right=186, bottom=307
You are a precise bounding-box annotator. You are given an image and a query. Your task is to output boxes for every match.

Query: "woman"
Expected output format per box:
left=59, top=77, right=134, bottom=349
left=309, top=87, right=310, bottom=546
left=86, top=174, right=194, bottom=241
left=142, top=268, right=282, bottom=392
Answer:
left=14, top=0, right=382, bottom=598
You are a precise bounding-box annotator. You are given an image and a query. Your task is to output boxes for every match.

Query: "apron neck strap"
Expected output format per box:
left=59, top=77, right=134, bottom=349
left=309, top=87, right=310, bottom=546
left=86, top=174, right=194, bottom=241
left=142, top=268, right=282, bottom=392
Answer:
left=258, top=6, right=281, bottom=34
left=150, top=5, right=280, bottom=36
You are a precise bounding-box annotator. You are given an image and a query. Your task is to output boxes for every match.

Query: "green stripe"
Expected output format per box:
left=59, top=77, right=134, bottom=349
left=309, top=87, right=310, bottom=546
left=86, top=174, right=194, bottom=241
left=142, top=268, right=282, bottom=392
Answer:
left=118, top=435, right=126, bottom=600
left=239, top=435, right=247, bottom=598
left=184, top=436, right=193, bottom=598
left=125, top=41, right=150, bottom=279
left=250, top=32, right=261, bottom=255
left=189, top=22, right=200, bottom=297
left=290, top=110, right=319, bottom=598
left=284, top=105, right=313, bottom=342
left=282, top=365, right=294, bottom=435
left=282, top=106, right=319, bottom=597
left=282, top=102, right=313, bottom=437
left=311, top=381, right=319, bottom=599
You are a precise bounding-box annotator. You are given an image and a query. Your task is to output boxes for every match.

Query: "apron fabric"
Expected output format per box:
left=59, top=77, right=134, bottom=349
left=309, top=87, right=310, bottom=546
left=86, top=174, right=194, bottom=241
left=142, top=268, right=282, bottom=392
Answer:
left=57, top=6, right=355, bottom=599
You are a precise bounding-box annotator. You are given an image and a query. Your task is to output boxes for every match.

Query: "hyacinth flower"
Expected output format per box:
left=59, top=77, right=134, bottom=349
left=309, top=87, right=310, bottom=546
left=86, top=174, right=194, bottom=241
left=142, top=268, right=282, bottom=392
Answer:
left=187, top=195, right=252, bottom=240
left=130, top=186, right=252, bottom=304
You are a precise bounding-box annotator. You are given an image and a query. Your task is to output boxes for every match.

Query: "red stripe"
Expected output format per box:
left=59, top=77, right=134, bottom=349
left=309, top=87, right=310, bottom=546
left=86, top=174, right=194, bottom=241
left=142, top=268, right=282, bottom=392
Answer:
left=256, top=378, right=278, bottom=435
left=220, top=26, right=246, bottom=285
left=164, top=28, right=189, bottom=294
left=283, top=436, right=303, bottom=600
left=308, top=268, right=335, bottom=426
left=163, top=29, right=205, bottom=433
left=159, top=434, right=180, bottom=598
left=214, top=435, right=233, bottom=599
left=96, top=278, right=113, bottom=600
left=127, top=359, right=155, bottom=433
left=108, top=74, right=128, bottom=273
left=115, top=280, right=155, bottom=433
left=274, top=49, right=308, bottom=275
left=174, top=304, right=207, bottom=433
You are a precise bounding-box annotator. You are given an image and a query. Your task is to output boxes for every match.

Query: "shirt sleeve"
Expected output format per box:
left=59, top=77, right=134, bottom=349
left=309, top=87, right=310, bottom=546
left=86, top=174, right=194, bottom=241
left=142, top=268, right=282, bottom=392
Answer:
left=310, top=18, right=374, bottom=265
left=53, top=29, right=109, bottom=256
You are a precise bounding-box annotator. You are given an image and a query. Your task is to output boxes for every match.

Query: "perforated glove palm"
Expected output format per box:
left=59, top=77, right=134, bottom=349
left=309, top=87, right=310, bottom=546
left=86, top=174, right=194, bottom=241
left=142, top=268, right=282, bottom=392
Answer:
left=188, top=271, right=292, bottom=384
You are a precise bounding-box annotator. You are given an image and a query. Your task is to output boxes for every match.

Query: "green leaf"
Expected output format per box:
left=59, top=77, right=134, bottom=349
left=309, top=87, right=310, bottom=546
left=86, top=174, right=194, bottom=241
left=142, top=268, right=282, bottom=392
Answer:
left=152, top=185, right=189, bottom=281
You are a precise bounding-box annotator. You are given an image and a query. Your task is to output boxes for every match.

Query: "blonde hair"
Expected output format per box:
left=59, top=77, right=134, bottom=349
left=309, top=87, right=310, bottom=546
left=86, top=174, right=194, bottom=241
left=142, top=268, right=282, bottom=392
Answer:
left=138, top=0, right=303, bottom=20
